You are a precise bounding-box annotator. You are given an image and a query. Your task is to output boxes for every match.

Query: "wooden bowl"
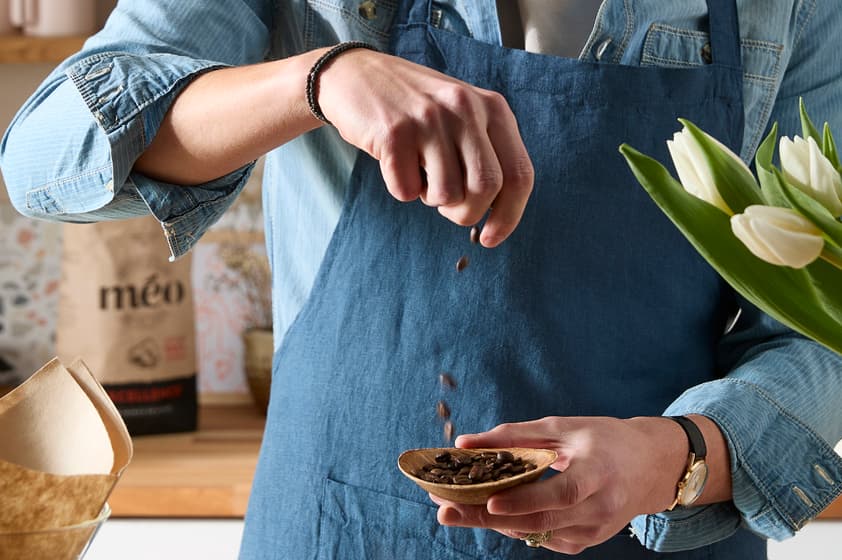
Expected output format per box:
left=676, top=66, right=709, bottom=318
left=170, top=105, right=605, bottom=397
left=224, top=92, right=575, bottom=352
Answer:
left=398, top=448, right=558, bottom=505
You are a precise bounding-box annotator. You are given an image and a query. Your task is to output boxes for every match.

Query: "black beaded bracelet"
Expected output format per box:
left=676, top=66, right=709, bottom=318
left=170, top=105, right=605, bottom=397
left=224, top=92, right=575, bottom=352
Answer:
left=306, top=41, right=379, bottom=125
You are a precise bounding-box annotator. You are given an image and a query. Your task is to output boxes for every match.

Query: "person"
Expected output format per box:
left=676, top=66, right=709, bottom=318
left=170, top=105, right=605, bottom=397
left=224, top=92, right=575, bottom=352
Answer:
left=2, top=1, right=842, bottom=558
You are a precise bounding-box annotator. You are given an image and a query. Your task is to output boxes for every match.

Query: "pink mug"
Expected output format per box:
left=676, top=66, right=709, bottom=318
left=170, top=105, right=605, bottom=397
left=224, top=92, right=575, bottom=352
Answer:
left=10, top=0, right=96, bottom=37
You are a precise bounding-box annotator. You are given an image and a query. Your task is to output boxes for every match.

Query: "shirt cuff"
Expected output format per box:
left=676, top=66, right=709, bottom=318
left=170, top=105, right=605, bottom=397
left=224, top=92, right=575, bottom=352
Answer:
left=633, top=378, right=842, bottom=552
left=131, top=164, right=254, bottom=260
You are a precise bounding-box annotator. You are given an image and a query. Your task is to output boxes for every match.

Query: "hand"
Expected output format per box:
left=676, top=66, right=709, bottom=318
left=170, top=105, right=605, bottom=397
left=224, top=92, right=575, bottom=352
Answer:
left=317, top=49, right=534, bottom=248
left=429, top=416, right=690, bottom=555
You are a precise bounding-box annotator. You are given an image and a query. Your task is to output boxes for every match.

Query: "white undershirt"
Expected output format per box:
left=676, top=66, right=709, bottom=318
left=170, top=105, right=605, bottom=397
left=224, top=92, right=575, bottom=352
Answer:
left=499, top=0, right=604, bottom=58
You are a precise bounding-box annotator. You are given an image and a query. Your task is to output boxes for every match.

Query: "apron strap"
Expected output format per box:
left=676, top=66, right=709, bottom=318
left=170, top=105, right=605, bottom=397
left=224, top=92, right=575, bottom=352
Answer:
left=706, top=0, right=742, bottom=68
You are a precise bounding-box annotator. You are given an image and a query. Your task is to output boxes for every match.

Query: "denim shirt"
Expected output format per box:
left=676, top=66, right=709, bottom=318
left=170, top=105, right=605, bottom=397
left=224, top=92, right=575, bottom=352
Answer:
left=2, top=0, right=842, bottom=553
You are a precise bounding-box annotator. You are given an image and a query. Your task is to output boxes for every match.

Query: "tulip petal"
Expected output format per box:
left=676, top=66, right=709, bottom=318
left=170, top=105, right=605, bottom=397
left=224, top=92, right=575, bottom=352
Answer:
left=731, top=213, right=785, bottom=266
left=739, top=206, right=824, bottom=269
left=765, top=167, right=842, bottom=248
left=807, top=137, right=842, bottom=216
left=780, top=136, right=812, bottom=193
left=667, top=138, right=704, bottom=197
left=677, top=119, right=762, bottom=214
left=668, top=133, right=730, bottom=213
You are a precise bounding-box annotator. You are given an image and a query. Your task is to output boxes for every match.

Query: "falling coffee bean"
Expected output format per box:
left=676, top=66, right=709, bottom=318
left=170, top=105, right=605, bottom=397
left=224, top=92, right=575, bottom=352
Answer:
left=439, top=373, right=457, bottom=390
left=470, top=226, right=480, bottom=244
left=456, top=255, right=469, bottom=272
left=436, top=400, right=451, bottom=419
left=443, top=420, right=455, bottom=443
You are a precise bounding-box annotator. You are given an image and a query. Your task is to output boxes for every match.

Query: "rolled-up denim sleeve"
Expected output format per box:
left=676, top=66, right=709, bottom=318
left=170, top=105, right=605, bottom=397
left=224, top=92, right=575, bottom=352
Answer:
left=630, top=299, right=842, bottom=552
left=0, top=0, right=274, bottom=259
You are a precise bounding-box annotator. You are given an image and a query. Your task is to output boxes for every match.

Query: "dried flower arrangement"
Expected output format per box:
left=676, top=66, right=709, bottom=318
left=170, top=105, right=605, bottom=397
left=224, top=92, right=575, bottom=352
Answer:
left=216, top=241, right=272, bottom=331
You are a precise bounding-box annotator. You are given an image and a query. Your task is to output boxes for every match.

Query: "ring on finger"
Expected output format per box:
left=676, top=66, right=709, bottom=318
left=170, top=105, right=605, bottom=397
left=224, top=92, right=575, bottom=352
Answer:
left=521, top=531, right=553, bottom=548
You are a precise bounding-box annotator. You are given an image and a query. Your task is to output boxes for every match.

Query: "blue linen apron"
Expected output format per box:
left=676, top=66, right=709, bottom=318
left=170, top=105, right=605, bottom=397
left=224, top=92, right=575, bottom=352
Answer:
left=240, top=0, right=767, bottom=558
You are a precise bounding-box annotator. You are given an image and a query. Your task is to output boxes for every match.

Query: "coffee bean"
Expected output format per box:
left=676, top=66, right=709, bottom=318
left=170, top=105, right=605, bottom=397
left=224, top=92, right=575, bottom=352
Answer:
left=468, top=464, right=485, bottom=480
left=436, top=400, right=451, bottom=419
left=439, top=373, right=457, bottom=390
left=443, top=420, right=454, bottom=443
left=496, top=451, right=514, bottom=463
left=435, top=451, right=451, bottom=463
left=470, top=226, right=480, bottom=244
left=453, top=455, right=471, bottom=467
left=456, top=255, right=469, bottom=272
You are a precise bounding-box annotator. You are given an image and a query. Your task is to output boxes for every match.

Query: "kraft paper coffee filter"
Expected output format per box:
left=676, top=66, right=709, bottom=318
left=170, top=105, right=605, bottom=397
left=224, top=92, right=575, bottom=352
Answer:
left=0, top=358, right=132, bottom=559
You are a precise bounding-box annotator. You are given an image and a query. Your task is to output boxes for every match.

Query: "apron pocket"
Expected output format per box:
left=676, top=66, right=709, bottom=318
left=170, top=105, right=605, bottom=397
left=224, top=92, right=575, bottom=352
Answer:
left=317, top=478, right=483, bottom=560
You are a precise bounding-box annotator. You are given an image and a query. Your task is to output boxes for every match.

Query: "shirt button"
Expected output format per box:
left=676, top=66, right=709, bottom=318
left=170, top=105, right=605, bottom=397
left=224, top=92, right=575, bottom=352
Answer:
left=358, top=1, right=377, bottom=20
left=595, top=38, right=612, bottom=61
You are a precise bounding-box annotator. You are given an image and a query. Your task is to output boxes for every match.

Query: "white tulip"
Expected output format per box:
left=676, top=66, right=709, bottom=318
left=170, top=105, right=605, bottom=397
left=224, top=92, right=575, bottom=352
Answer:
left=779, top=135, right=842, bottom=216
left=667, top=127, right=750, bottom=214
left=731, top=205, right=824, bottom=269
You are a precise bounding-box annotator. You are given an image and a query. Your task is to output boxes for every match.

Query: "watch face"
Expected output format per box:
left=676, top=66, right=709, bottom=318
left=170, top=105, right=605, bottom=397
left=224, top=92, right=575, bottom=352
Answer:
left=679, top=462, right=709, bottom=506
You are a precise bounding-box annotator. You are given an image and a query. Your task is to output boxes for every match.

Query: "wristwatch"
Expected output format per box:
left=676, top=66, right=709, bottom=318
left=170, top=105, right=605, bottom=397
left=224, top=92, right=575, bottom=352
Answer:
left=666, top=415, right=708, bottom=510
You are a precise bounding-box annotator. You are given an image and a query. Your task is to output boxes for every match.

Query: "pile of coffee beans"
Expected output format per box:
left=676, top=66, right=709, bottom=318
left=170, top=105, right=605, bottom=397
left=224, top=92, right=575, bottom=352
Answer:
left=414, top=450, right=536, bottom=485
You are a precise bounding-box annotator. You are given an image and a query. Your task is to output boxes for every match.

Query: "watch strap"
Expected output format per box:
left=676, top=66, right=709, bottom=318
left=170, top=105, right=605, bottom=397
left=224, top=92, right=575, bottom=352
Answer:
left=669, top=415, right=707, bottom=460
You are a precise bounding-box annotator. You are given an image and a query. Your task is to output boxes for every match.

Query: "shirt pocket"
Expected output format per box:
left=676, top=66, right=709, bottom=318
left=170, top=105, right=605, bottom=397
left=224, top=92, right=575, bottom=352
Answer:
left=304, top=0, right=398, bottom=51
left=640, top=23, right=784, bottom=160
left=318, top=477, right=488, bottom=560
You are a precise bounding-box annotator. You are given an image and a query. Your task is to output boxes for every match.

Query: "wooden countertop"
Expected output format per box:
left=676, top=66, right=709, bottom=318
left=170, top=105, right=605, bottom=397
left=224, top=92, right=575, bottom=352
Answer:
left=0, top=34, right=86, bottom=63
left=109, top=404, right=265, bottom=518
left=823, top=499, right=842, bottom=519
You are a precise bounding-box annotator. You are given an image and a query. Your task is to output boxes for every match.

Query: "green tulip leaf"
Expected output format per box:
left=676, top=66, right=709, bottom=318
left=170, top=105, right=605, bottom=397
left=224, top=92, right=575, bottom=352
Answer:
left=822, top=122, right=841, bottom=170
left=754, top=123, right=788, bottom=207
left=620, top=143, right=842, bottom=355
left=808, top=249, right=842, bottom=319
left=771, top=167, right=842, bottom=248
left=800, top=98, right=822, bottom=143
left=678, top=119, right=764, bottom=213
left=755, top=122, right=777, bottom=171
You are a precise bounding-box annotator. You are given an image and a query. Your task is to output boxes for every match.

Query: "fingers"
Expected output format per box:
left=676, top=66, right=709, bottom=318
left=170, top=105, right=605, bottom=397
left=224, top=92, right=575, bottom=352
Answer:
left=436, top=120, right=503, bottom=224
left=433, top=490, right=603, bottom=538
left=419, top=136, right=464, bottom=207
left=455, top=417, right=563, bottom=449
left=380, top=145, right=423, bottom=202
left=487, top=464, right=599, bottom=516
left=480, top=95, right=534, bottom=247
left=433, top=488, right=620, bottom=552
left=499, top=529, right=594, bottom=555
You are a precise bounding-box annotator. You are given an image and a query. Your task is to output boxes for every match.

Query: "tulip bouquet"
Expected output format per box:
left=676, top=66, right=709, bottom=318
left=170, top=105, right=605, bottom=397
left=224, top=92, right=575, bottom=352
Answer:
left=620, top=101, right=842, bottom=355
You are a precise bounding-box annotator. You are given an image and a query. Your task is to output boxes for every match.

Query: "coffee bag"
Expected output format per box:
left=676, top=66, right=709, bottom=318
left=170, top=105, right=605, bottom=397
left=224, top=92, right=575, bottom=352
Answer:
left=57, top=217, right=196, bottom=435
